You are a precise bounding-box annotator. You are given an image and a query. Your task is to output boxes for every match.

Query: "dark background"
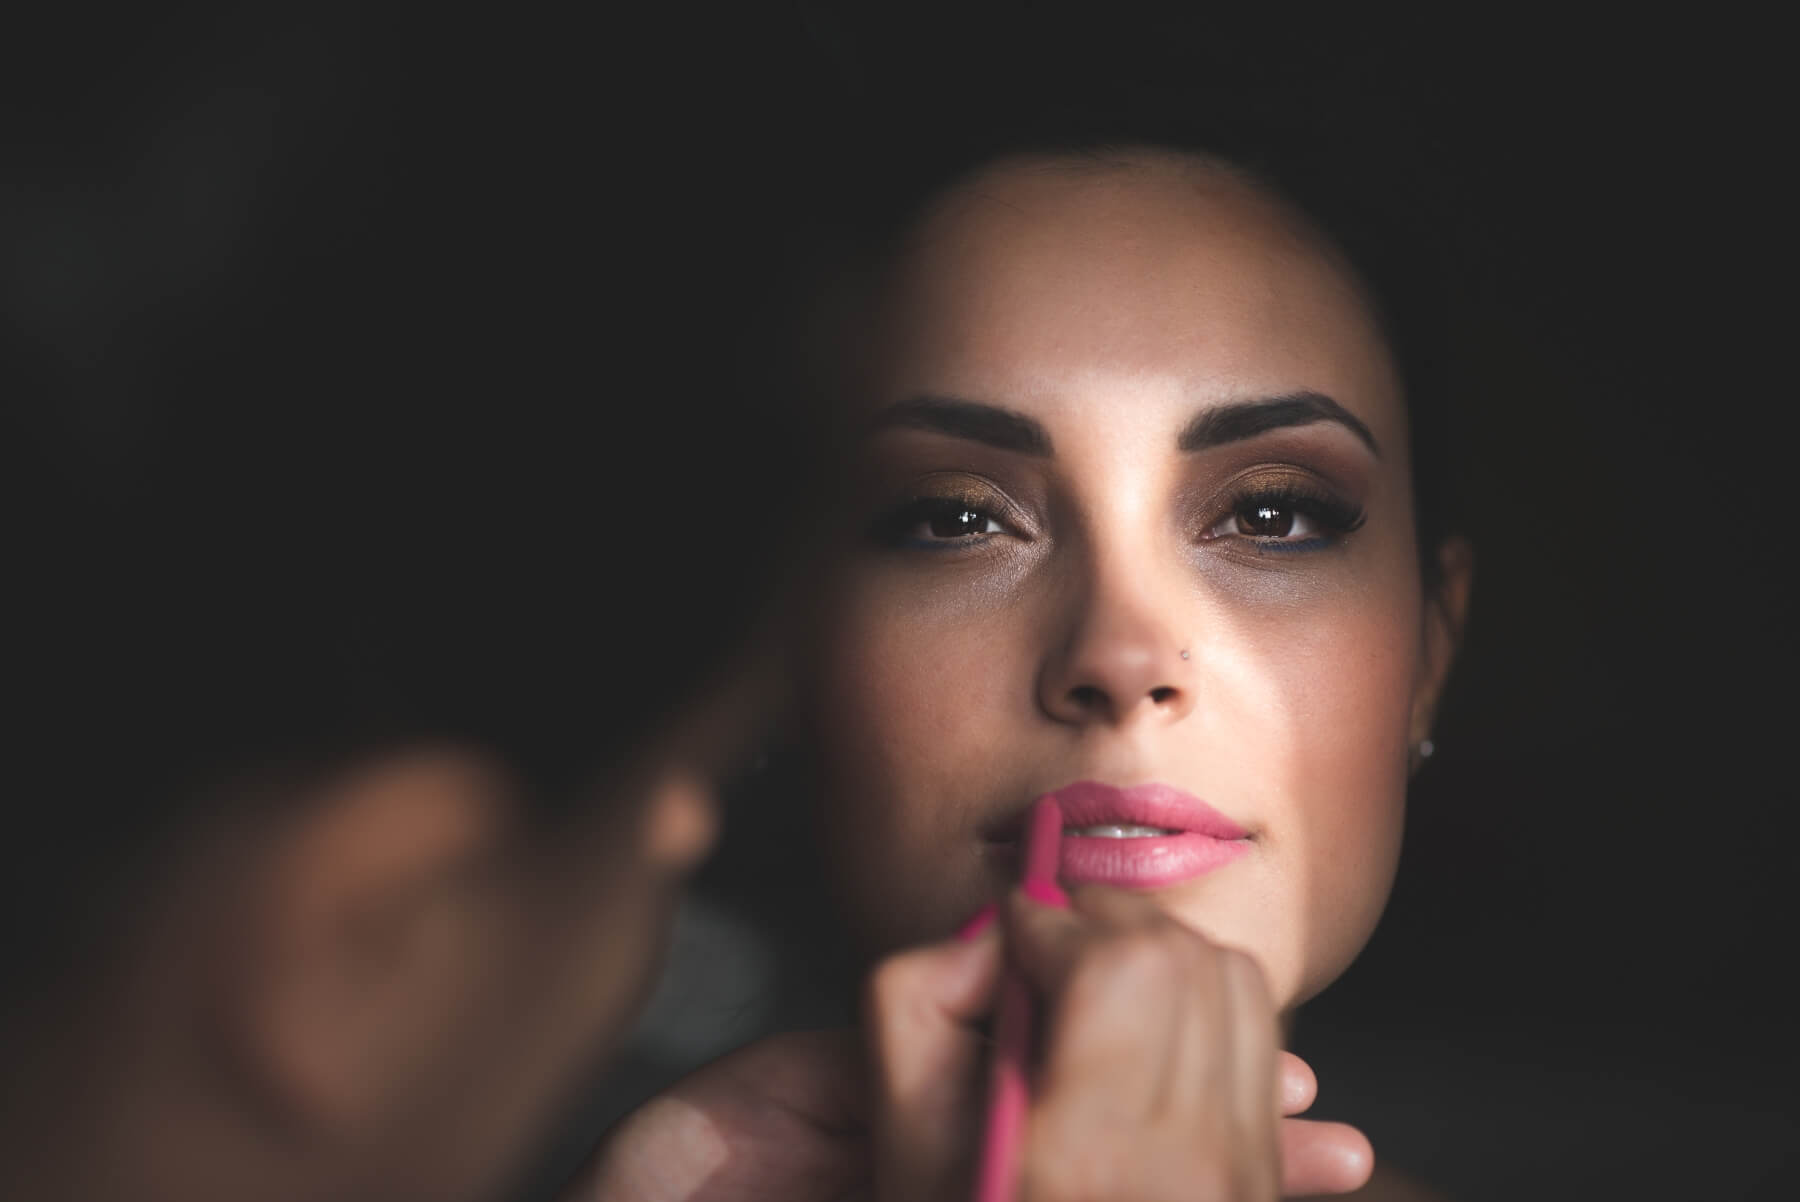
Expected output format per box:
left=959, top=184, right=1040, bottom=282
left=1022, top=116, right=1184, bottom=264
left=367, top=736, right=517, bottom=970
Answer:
left=1282, top=15, right=1796, bottom=1197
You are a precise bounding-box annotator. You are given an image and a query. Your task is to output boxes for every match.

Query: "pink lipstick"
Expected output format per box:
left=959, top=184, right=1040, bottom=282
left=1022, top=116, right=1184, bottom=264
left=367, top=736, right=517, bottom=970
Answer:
left=1049, top=780, right=1249, bottom=888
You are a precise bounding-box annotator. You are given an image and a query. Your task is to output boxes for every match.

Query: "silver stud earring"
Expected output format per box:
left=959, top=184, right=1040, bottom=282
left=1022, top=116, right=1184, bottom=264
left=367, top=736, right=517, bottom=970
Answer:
left=1417, top=738, right=1435, bottom=759
left=1179, top=648, right=1190, bottom=660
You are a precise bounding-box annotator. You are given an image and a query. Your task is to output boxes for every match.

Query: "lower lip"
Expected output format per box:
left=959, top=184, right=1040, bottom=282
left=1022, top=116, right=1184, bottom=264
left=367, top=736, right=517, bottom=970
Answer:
left=989, top=831, right=1250, bottom=888
left=1059, top=831, right=1249, bottom=887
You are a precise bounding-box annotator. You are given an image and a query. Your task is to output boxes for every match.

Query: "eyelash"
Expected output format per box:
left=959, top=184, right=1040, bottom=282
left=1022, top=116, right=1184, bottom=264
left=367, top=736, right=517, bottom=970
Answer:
left=870, top=494, right=1010, bottom=550
left=1201, top=483, right=1366, bottom=552
left=869, top=481, right=1366, bottom=553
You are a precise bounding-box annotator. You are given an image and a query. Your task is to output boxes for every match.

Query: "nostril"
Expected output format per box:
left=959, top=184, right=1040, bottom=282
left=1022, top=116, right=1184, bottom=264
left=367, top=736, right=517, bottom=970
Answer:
left=1068, top=684, right=1107, bottom=711
left=1149, top=686, right=1179, bottom=705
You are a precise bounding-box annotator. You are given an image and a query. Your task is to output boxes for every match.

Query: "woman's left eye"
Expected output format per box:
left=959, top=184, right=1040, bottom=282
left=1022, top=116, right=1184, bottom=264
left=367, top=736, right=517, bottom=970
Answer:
left=1210, top=500, right=1317, bottom=541
left=873, top=497, right=1006, bottom=547
left=922, top=506, right=1001, bottom=539
left=1201, top=488, right=1365, bottom=549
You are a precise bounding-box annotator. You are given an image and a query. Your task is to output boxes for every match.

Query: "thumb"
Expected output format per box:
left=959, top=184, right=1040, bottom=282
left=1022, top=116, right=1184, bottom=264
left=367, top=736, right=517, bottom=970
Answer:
left=862, top=928, right=1002, bottom=1200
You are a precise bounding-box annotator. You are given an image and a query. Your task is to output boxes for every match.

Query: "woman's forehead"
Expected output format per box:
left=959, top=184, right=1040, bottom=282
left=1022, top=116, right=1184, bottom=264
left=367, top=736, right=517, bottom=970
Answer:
left=869, top=153, right=1404, bottom=441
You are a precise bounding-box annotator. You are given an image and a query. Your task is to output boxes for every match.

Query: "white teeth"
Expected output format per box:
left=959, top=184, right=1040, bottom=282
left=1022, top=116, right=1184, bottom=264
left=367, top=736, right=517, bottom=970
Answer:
left=1064, top=824, right=1175, bottom=839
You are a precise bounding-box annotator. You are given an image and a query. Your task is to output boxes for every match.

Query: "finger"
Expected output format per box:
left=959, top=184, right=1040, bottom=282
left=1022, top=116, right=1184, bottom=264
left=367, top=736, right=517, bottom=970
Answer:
left=1218, top=946, right=1280, bottom=1123
left=1145, top=940, right=1279, bottom=1199
left=1010, top=893, right=1188, bottom=1126
left=1058, top=882, right=1249, bottom=1117
left=1065, top=881, right=1174, bottom=927
left=998, top=885, right=1095, bottom=994
left=863, top=932, right=1000, bottom=1105
left=1279, top=1050, right=1318, bottom=1116
left=1002, top=883, right=1169, bottom=995
left=862, top=933, right=1002, bottom=1199
left=1162, top=931, right=1235, bottom=1118
left=1280, top=1117, right=1375, bottom=1197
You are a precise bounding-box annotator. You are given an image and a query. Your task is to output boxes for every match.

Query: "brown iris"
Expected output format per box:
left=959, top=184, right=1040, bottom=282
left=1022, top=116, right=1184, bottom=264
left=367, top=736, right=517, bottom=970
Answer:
left=930, top=508, right=991, bottom=538
left=1237, top=503, right=1296, bottom=537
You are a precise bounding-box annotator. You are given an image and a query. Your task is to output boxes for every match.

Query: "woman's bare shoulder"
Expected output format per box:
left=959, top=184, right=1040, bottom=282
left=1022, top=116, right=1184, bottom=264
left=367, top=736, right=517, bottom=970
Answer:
left=1329, top=1161, right=1456, bottom=1202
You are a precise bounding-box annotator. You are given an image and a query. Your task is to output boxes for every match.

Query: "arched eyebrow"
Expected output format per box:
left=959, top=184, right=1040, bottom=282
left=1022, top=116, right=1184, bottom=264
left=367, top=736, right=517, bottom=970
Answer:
left=1178, top=391, right=1381, bottom=457
left=867, top=396, right=1053, bottom=455
left=868, top=390, right=1379, bottom=459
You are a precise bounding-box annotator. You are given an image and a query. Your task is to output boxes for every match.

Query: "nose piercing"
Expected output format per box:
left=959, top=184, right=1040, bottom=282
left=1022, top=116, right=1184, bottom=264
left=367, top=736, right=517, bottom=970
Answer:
left=1179, top=648, right=1190, bottom=660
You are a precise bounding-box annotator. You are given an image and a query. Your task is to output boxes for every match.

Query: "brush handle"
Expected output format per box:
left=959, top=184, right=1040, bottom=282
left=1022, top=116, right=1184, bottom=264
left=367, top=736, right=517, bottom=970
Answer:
left=970, top=796, right=1063, bottom=1202
left=971, top=972, right=1034, bottom=1202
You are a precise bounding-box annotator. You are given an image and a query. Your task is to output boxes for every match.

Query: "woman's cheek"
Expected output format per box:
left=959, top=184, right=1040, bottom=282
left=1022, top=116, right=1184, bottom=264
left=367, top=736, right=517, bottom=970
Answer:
left=811, top=579, right=1024, bottom=947
left=1273, top=596, right=1417, bottom=1001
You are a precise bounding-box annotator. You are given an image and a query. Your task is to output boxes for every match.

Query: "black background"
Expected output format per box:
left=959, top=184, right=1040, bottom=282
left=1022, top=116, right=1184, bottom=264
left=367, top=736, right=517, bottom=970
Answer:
left=1274, top=16, right=1796, bottom=1198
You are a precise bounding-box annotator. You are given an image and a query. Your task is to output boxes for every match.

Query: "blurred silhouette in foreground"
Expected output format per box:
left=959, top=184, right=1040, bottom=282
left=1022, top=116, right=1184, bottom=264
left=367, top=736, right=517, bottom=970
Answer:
left=2, top=10, right=830, bottom=1202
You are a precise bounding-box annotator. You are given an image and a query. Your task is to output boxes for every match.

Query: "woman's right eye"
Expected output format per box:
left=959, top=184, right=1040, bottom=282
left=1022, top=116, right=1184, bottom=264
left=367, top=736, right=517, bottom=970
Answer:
left=872, top=498, right=1005, bottom=548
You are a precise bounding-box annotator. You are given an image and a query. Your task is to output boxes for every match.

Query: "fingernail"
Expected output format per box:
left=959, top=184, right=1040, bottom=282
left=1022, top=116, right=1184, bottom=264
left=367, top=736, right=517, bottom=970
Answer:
left=1022, top=878, right=1069, bottom=908
left=955, top=904, right=997, bottom=940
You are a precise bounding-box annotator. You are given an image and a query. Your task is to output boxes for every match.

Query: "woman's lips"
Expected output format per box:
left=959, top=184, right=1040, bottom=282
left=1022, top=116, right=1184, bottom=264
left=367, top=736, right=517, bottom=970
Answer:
left=989, top=780, right=1252, bottom=889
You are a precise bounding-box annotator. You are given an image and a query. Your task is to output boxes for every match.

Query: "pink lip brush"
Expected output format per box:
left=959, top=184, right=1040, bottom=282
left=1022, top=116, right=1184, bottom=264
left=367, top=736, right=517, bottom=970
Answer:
left=971, top=795, right=1064, bottom=1202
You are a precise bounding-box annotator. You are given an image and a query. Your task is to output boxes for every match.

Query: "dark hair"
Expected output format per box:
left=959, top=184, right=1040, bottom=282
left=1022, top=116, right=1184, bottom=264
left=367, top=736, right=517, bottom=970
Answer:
left=820, top=53, right=1466, bottom=593
left=5, top=11, right=832, bottom=1009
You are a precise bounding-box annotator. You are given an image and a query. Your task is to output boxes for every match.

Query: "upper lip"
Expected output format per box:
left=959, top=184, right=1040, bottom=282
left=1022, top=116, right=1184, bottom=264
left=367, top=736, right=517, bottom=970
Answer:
left=990, top=780, right=1251, bottom=841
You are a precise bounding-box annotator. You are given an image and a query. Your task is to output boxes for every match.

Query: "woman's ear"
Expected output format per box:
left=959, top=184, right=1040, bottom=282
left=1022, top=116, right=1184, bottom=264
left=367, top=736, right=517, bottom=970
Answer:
left=1412, top=535, right=1475, bottom=747
left=221, top=748, right=515, bottom=1135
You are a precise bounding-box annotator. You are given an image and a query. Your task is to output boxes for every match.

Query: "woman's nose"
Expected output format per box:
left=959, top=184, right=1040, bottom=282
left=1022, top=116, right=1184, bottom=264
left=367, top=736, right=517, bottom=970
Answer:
left=1036, top=585, right=1195, bottom=727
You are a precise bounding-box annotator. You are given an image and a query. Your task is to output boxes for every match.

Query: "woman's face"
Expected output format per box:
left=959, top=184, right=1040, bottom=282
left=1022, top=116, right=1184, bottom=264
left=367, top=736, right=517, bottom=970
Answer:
left=805, top=153, right=1464, bottom=1012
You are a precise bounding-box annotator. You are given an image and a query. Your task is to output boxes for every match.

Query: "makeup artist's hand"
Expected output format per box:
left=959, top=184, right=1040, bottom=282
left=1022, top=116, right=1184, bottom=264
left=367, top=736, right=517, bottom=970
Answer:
left=864, top=888, right=1373, bottom=1201
left=572, top=890, right=1370, bottom=1202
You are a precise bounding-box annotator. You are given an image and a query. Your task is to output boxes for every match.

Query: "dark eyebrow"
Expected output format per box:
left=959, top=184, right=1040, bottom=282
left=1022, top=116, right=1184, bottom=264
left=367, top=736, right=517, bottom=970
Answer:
left=867, top=396, right=1053, bottom=456
left=1178, top=391, right=1381, bottom=457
